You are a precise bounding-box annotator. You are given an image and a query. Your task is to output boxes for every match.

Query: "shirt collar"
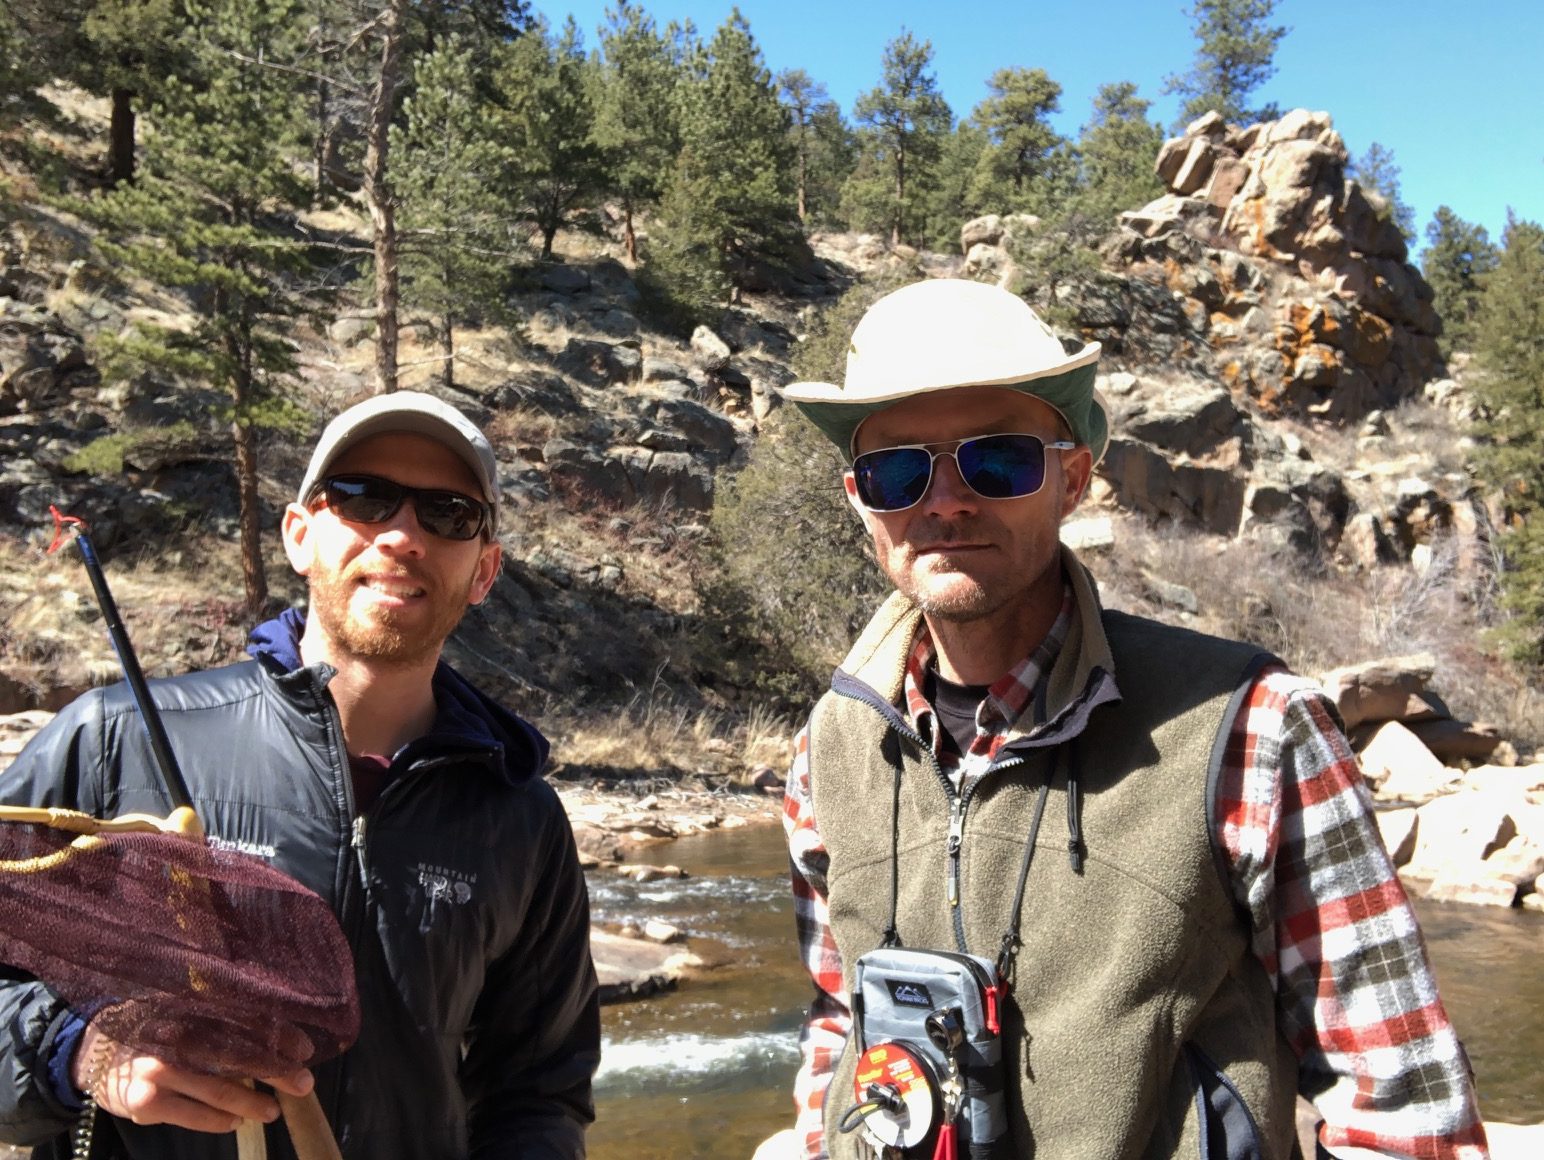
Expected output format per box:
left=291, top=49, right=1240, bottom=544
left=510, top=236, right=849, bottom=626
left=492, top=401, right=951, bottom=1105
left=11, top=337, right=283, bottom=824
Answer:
left=902, top=585, right=1076, bottom=748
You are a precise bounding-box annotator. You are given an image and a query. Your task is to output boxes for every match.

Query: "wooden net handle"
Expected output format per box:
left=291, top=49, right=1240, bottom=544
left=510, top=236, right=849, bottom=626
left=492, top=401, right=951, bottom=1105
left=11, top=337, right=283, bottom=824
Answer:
left=0, top=805, right=204, bottom=839
left=278, top=1090, right=344, bottom=1160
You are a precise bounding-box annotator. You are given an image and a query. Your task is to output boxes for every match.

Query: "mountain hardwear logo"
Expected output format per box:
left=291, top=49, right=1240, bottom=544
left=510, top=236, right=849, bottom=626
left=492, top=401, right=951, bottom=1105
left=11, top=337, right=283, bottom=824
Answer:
left=887, top=979, right=934, bottom=1009
left=415, top=862, right=476, bottom=905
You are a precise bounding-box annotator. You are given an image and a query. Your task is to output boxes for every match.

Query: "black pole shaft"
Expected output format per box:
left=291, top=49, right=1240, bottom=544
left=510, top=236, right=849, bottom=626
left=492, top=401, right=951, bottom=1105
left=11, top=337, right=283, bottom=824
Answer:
left=71, top=530, right=195, bottom=812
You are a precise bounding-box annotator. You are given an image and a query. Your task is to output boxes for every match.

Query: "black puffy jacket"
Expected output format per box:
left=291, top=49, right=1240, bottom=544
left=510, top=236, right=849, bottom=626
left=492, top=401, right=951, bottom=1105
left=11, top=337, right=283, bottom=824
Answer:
left=0, top=611, right=599, bottom=1159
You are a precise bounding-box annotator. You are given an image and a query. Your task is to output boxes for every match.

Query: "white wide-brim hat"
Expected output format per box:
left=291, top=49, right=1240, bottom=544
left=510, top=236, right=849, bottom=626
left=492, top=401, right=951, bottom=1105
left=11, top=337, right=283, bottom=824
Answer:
left=784, top=278, right=1107, bottom=463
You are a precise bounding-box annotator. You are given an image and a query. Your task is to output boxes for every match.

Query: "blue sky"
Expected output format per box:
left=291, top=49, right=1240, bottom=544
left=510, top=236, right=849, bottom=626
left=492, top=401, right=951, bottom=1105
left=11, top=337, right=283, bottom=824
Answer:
left=536, top=0, right=1542, bottom=255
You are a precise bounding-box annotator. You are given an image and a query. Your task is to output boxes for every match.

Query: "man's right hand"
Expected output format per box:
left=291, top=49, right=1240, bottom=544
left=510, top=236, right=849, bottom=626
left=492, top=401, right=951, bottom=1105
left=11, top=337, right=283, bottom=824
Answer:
left=71, top=1022, right=315, bottom=1132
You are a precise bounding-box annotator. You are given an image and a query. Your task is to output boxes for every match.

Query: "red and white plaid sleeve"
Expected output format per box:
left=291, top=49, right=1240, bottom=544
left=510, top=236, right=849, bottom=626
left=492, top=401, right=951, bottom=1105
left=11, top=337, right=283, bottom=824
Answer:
left=783, top=723, right=849, bottom=1160
left=1217, top=668, right=1490, bottom=1159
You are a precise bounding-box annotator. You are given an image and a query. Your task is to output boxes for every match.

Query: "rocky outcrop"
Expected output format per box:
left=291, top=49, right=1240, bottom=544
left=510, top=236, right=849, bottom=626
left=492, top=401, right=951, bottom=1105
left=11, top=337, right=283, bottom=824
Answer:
left=982, top=109, right=1482, bottom=570
left=1112, top=110, right=1441, bottom=424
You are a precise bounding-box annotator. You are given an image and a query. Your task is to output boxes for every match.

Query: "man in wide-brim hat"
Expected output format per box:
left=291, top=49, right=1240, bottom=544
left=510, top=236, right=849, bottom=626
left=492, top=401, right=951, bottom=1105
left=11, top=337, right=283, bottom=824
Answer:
left=777, top=278, right=1487, bottom=1160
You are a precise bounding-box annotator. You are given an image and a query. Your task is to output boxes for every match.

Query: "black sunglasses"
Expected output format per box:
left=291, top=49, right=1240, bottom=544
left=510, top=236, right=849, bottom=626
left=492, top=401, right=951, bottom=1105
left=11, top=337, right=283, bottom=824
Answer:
left=313, top=474, right=492, bottom=542
left=851, top=433, right=1076, bottom=513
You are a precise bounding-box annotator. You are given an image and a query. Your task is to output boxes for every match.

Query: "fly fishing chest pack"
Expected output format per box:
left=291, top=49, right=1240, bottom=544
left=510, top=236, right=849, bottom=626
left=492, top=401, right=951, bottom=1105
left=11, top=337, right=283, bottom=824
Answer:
left=835, top=776, right=1063, bottom=1160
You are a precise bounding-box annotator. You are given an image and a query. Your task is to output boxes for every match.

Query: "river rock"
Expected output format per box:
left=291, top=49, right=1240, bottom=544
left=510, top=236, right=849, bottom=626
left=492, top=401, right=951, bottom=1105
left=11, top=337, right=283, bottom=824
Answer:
left=1424, top=872, right=1519, bottom=908
left=617, top=863, right=687, bottom=883
left=643, top=919, right=683, bottom=944
left=751, top=1130, right=799, bottom=1160
left=590, top=928, right=702, bottom=1003
left=1404, top=788, right=1521, bottom=894
left=1484, top=835, right=1544, bottom=887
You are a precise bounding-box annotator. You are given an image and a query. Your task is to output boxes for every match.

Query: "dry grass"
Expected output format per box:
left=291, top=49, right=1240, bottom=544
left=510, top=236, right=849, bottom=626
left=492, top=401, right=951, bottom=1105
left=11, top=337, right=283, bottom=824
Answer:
left=1094, top=511, right=1543, bottom=753
left=543, top=684, right=796, bottom=785
left=0, top=529, right=253, bottom=706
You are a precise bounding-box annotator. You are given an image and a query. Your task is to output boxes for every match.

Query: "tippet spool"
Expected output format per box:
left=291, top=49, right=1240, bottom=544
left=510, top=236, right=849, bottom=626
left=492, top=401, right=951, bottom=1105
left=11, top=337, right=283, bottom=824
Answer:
left=851, top=1040, right=943, bottom=1150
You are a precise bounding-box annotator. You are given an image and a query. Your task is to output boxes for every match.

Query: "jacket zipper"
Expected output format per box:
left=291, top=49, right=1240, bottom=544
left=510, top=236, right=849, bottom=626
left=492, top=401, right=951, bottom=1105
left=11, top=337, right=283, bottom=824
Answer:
left=833, top=680, right=986, bottom=956
left=312, top=671, right=365, bottom=1135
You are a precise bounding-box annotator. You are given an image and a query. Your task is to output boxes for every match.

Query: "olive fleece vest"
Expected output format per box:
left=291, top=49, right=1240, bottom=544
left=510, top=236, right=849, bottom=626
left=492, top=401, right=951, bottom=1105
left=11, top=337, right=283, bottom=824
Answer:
left=808, top=558, right=1302, bottom=1160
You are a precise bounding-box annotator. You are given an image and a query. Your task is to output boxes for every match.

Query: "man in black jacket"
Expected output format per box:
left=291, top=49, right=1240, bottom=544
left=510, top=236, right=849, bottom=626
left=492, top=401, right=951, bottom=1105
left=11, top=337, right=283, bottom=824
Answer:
left=0, top=391, right=600, bottom=1158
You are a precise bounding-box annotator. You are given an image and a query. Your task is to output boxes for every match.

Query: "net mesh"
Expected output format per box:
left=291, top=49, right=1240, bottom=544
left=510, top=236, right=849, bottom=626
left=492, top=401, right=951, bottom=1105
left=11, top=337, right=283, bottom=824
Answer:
left=0, top=823, right=360, bottom=1077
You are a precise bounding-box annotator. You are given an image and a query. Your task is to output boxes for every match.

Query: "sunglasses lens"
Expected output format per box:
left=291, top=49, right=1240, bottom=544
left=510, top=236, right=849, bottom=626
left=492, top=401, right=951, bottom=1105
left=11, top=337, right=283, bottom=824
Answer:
left=324, top=476, right=402, bottom=523
left=415, top=492, right=486, bottom=541
left=853, top=447, right=934, bottom=512
left=957, top=434, right=1046, bottom=499
left=321, top=476, right=486, bottom=541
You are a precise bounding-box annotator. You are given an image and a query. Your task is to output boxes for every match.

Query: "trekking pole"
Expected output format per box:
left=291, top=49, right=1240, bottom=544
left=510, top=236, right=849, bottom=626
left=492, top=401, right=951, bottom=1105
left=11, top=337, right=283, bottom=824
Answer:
left=46, top=507, right=195, bottom=812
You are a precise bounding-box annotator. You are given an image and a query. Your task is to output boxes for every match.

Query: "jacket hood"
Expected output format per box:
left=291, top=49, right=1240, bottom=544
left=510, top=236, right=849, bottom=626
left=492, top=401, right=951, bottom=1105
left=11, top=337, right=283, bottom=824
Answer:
left=247, top=609, right=550, bottom=784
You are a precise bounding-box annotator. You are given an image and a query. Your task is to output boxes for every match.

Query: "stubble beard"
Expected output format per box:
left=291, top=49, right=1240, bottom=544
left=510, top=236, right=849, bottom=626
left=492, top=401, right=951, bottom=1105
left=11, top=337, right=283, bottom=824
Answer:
left=307, top=565, right=471, bottom=668
left=890, top=518, right=1013, bottom=624
left=901, top=562, right=1021, bottom=624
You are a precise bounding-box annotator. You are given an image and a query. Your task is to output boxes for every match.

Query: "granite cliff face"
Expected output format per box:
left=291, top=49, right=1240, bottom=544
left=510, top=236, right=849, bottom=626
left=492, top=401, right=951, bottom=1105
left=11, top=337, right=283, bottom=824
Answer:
left=959, top=109, right=1485, bottom=584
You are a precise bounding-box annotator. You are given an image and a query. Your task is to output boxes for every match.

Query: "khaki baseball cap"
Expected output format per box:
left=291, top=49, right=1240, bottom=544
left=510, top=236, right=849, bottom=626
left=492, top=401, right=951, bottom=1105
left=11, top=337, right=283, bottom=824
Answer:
left=784, top=278, right=1108, bottom=463
left=297, top=391, right=500, bottom=531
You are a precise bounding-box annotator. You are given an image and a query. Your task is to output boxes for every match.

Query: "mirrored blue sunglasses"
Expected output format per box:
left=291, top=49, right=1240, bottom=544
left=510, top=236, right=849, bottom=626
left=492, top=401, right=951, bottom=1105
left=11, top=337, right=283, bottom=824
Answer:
left=851, top=433, right=1076, bottom=513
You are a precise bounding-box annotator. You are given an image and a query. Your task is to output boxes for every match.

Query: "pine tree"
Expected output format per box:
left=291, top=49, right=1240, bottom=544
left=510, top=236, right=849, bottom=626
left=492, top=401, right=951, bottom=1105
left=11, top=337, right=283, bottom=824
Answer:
left=968, top=67, right=1069, bottom=215
left=393, top=35, right=514, bottom=390
left=592, top=1, right=689, bottom=263
left=1422, top=206, right=1499, bottom=355
left=644, top=10, right=801, bottom=323
left=80, top=0, right=324, bottom=613
left=1349, top=141, right=1415, bottom=244
left=10, top=0, right=187, bottom=184
left=843, top=30, right=952, bottom=246
left=776, top=69, right=852, bottom=227
left=1162, top=0, right=1288, bottom=129
left=918, top=121, right=990, bottom=251
left=1076, top=82, right=1165, bottom=224
left=495, top=16, right=603, bottom=260
left=1470, top=214, right=1544, bottom=666
left=1, top=7, right=43, bottom=124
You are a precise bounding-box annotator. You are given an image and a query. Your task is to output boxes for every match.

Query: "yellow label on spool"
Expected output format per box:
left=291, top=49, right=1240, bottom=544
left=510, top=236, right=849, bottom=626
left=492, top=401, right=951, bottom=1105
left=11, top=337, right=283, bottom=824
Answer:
left=851, top=1041, right=938, bottom=1150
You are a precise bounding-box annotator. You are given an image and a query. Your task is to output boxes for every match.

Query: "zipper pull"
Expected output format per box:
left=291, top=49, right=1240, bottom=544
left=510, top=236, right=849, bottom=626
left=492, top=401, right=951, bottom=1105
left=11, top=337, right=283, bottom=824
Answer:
left=351, top=815, right=369, bottom=883
left=946, top=796, right=965, bottom=907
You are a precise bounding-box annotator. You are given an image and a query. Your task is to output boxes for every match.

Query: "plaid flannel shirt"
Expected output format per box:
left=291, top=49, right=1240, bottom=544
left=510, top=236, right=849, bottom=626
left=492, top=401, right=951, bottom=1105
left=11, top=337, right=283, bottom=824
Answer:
left=783, top=598, right=1488, bottom=1160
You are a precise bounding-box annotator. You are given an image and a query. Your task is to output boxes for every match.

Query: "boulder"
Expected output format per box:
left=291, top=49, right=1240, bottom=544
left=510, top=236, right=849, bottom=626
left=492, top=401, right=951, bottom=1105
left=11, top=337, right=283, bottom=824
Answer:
left=1483, top=835, right=1544, bottom=887
left=641, top=398, right=739, bottom=463
left=1060, top=515, right=1114, bottom=553
left=1374, top=807, right=1419, bottom=866
left=1099, top=438, right=1248, bottom=537
left=1320, top=654, right=1436, bottom=731
left=540, top=264, right=592, bottom=295
left=960, top=214, right=1003, bottom=251
left=1407, top=790, right=1519, bottom=881
left=1405, top=718, right=1505, bottom=766
left=1424, top=873, right=1518, bottom=908
left=690, top=325, right=732, bottom=370
left=554, top=338, right=641, bottom=387
left=1358, top=720, right=1451, bottom=800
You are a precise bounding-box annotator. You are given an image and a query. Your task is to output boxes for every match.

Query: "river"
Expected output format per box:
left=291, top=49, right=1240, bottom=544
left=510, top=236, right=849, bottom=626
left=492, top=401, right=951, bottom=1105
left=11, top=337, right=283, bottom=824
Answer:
left=586, top=821, right=1544, bottom=1159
